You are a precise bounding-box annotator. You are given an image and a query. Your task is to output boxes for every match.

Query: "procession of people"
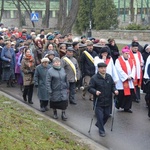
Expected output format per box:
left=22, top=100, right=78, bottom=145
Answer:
left=0, top=25, right=150, bottom=137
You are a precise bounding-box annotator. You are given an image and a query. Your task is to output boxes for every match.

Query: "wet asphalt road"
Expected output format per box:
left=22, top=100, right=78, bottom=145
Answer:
left=1, top=84, right=150, bottom=150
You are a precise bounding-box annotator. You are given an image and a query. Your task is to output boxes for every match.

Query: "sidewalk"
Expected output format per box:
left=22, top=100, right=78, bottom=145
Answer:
left=115, top=39, right=149, bottom=46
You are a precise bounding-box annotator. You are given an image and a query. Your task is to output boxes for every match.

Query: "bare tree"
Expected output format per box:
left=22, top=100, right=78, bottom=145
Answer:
left=57, top=0, right=67, bottom=30
left=0, top=0, right=4, bottom=22
left=19, top=0, right=35, bottom=27
left=60, top=0, right=79, bottom=35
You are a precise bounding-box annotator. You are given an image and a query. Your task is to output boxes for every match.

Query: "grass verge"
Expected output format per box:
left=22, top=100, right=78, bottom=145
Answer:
left=0, top=95, right=90, bottom=150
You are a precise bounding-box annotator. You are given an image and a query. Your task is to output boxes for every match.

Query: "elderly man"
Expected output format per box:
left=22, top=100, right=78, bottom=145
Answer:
left=61, top=47, right=80, bottom=105
left=88, top=62, right=118, bottom=137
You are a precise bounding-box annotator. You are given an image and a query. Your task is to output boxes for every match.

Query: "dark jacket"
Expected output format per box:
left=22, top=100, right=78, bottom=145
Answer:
left=80, top=49, right=97, bottom=77
left=88, top=72, right=116, bottom=107
left=106, top=43, right=120, bottom=63
left=46, top=66, right=69, bottom=102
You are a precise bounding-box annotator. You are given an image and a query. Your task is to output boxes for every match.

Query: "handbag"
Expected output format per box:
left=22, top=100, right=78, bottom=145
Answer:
left=2, top=61, right=11, bottom=68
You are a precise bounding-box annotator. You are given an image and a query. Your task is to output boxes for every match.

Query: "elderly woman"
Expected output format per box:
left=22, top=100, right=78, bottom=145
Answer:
left=34, top=57, right=51, bottom=112
left=1, top=41, right=16, bottom=87
left=21, top=48, right=35, bottom=104
left=46, top=57, right=69, bottom=121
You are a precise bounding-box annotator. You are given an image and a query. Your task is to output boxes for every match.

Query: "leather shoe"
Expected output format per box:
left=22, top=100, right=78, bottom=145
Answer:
left=135, top=99, right=140, bottom=103
left=70, top=101, right=77, bottom=105
left=28, top=101, right=33, bottom=104
left=40, top=107, right=46, bottom=112
left=53, top=110, right=58, bottom=119
left=61, top=111, right=67, bottom=121
left=99, top=133, right=106, bottom=137
left=124, top=109, right=132, bottom=113
left=23, top=95, right=27, bottom=102
left=45, top=107, right=49, bottom=111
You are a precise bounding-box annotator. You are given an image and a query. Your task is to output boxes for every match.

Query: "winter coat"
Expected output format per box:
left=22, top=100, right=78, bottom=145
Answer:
left=34, top=64, right=51, bottom=100
left=88, top=72, right=116, bottom=107
left=34, top=48, right=43, bottom=66
left=80, top=49, right=97, bottom=77
left=21, top=56, right=35, bottom=86
left=61, top=55, right=80, bottom=82
left=46, top=67, right=69, bottom=102
left=106, top=43, right=120, bottom=63
left=1, top=46, right=16, bottom=69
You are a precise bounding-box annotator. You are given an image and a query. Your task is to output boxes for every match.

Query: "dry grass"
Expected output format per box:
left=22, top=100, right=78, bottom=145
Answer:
left=0, top=95, right=90, bottom=150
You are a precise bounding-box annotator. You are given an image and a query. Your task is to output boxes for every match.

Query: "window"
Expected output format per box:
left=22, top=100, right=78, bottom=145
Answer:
left=119, top=8, right=129, bottom=15
left=3, top=10, right=10, bottom=19
left=13, top=10, right=19, bottom=19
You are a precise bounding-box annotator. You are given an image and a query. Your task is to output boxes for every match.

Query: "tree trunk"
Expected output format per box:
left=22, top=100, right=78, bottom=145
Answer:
left=57, top=0, right=63, bottom=30
left=130, top=0, right=134, bottom=22
left=0, top=0, right=4, bottom=22
left=45, top=0, right=50, bottom=28
left=19, top=0, right=35, bottom=27
left=12, top=0, right=22, bottom=27
left=61, top=0, right=79, bottom=35
left=62, top=0, right=67, bottom=26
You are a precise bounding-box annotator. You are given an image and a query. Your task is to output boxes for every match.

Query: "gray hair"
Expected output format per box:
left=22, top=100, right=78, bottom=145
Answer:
left=52, top=57, right=60, bottom=63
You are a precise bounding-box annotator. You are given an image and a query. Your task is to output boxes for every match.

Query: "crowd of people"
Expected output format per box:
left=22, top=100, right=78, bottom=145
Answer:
left=0, top=23, right=150, bottom=137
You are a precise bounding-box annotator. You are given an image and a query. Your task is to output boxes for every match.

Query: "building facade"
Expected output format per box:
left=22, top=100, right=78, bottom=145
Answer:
left=114, top=0, right=150, bottom=26
left=1, top=0, right=60, bottom=28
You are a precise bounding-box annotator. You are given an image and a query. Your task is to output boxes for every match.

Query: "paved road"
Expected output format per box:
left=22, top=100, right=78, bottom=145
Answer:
left=1, top=84, right=150, bottom=150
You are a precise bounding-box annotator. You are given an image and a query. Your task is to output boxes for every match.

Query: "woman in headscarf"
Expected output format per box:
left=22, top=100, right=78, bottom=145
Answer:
left=21, top=48, right=35, bottom=104
left=46, top=57, right=69, bottom=121
left=34, top=57, right=51, bottom=112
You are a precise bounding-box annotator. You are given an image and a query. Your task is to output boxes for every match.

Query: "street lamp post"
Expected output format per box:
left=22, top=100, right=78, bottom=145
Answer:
left=87, top=0, right=92, bottom=38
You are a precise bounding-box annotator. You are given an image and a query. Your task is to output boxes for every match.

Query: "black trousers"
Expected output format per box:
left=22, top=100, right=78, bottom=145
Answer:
left=95, top=106, right=110, bottom=134
left=69, top=82, right=76, bottom=103
left=23, top=84, right=34, bottom=102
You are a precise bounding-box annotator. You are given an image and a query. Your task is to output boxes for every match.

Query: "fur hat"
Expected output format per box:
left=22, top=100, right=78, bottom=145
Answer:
left=41, top=57, right=49, bottom=63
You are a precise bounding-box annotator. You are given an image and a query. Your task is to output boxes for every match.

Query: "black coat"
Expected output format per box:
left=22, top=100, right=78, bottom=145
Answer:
left=80, top=49, right=97, bottom=77
left=88, top=72, right=116, bottom=107
left=106, top=43, right=119, bottom=63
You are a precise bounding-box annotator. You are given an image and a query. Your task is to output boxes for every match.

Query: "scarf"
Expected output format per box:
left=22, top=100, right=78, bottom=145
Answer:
left=25, top=55, right=34, bottom=67
left=129, top=51, right=142, bottom=87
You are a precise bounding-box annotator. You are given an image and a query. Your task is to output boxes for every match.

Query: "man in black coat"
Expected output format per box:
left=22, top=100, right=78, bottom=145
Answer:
left=88, top=62, right=118, bottom=137
left=80, top=41, right=97, bottom=100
